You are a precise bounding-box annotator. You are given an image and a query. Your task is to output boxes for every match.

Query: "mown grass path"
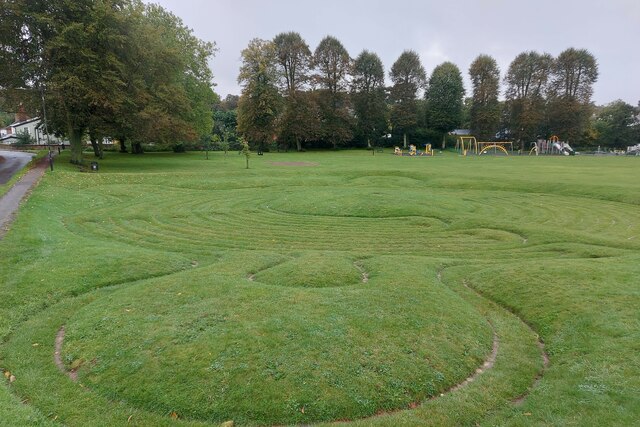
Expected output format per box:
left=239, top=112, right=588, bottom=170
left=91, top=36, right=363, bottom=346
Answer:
left=1, top=151, right=638, bottom=426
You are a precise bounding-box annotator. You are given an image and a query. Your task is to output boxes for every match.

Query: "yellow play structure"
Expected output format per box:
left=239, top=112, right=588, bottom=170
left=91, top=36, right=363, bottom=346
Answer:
left=456, top=136, right=478, bottom=155
left=456, top=136, right=513, bottom=156
left=393, top=144, right=434, bottom=156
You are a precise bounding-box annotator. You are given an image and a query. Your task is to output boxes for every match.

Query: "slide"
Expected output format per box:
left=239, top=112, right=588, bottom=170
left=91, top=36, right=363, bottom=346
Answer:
left=562, top=142, right=575, bottom=155
left=553, top=142, right=575, bottom=156
left=552, top=142, right=568, bottom=155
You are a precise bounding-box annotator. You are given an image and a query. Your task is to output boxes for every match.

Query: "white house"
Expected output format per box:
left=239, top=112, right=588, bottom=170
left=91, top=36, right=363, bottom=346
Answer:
left=0, top=117, right=69, bottom=145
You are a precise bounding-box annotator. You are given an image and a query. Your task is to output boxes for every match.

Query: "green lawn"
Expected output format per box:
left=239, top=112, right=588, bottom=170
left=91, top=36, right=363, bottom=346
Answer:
left=0, top=150, right=638, bottom=426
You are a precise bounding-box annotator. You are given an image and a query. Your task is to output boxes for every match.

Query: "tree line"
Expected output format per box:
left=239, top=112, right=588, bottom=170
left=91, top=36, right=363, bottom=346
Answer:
left=2, top=4, right=637, bottom=158
left=0, top=0, right=217, bottom=163
left=237, top=32, right=638, bottom=152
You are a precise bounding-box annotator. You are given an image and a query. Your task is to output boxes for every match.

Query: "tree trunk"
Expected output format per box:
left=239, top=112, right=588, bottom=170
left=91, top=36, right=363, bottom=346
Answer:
left=403, top=133, right=407, bottom=148
left=367, top=138, right=371, bottom=148
left=69, top=128, right=84, bottom=165
left=296, top=138, right=302, bottom=152
left=132, top=142, right=143, bottom=154
left=90, top=138, right=101, bottom=157
left=442, top=134, right=446, bottom=150
left=119, top=136, right=128, bottom=153
left=98, top=139, right=104, bottom=159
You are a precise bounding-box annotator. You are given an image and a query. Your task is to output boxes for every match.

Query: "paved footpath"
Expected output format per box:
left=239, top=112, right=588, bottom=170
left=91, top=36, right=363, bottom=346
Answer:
left=0, top=153, right=53, bottom=239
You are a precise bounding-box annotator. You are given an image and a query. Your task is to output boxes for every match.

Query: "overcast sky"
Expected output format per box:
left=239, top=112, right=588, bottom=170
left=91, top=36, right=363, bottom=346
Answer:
left=148, top=0, right=639, bottom=106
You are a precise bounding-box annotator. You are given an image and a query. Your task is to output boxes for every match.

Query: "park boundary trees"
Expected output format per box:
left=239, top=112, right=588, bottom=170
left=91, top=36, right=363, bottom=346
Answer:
left=237, top=39, right=281, bottom=152
left=389, top=50, right=427, bottom=148
left=469, top=54, right=501, bottom=141
left=352, top=50, right=387, bottom=149
left=425, top=62, right=465, bottom=149
left=504, top=51, right=553, bottom=150
left=0, top=0, right=217, bottom=163
left=547, top=48, right=598, bottom=144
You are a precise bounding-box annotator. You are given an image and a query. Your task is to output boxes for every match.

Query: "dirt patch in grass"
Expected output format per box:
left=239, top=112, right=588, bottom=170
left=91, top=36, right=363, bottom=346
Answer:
left=54, top=326, right=78, bottom=382
left=269, top=161, right=319, bottom=167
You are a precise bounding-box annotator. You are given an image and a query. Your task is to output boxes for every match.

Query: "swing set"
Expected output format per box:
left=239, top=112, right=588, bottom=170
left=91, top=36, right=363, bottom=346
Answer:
left=455, top=136, right=513, bottom=156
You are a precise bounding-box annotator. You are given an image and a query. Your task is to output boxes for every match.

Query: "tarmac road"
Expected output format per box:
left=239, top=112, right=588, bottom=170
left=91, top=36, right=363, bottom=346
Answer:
left=0, top=150, right=34, bottom=185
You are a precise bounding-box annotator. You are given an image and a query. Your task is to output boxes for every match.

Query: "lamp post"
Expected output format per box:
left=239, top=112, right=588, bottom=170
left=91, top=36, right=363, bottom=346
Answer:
left=40, top=86, right=53, bottom=171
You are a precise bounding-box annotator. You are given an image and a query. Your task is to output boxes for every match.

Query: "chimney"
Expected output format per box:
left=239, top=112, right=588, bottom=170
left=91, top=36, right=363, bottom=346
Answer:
left=15, top=103, right=30, bottom=123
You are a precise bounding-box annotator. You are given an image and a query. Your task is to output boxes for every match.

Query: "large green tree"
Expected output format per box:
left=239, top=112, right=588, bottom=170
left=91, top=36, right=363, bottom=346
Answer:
left=273, top=32, right=312, bottom=95
left=119, top=4, right=217, bottom=155
left=237, top=38, right=281, bottom=151
left=39, top=0, right=131, bottom=163
left=389, top=50, right=426, bottom=147
left=277, top=90, right=321, bottom=151
left=213, top=102, right=238, bottom=148
left=272, top=31, right=314, bottom=151
left=504, top=51, right=553, bottom=150
left=547, top=48, right=598, bottom=143
left=313, top=36, right=353, bottom=149
left=351, top=50, right=387, bottom=148
left=469, top=54, right=501, bottom=141
left=0, top=0, right=216, bottom=162
left=425, top=61, right=465, bottom=149
left=593, top=100, right=639, bottom=149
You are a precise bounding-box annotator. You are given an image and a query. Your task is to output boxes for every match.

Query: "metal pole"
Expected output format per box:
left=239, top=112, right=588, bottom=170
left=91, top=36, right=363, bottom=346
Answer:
left=40, top=87, right=54, bottom=171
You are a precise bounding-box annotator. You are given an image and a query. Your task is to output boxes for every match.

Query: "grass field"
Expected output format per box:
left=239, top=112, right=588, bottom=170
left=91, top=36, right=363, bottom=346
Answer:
left=0, top=150, right=638, bottom=426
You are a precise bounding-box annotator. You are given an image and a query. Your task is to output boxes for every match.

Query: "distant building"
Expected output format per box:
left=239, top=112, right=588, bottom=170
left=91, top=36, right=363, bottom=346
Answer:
left=0, top=104, right=66, bottom=145
left=449, top=129, right=471, bottom=136
left=0, top=117, right=68, bottom=145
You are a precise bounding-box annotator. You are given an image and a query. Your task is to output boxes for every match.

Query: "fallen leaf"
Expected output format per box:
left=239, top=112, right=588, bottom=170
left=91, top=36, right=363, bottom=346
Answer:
left=170, top=411, right=178, bottom=419
left=524, top=412, right=532, bottom=416
left=127, top=415, right=133, bottom=423
left=9, top=375, right=16, bottom=382
left=3, top=371, right=10, bottom=379
left=32, top=343, right=39, bottom=347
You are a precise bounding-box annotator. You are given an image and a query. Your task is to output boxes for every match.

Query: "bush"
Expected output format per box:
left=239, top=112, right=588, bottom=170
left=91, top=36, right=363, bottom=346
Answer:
left=14, top=130, right=35, bottom=146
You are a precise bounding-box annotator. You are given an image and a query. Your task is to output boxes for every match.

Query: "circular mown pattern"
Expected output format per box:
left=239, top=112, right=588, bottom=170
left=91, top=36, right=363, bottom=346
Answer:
left=64, top=185, right=637, bottom=259
left=60, top=257, right=493, bottom=425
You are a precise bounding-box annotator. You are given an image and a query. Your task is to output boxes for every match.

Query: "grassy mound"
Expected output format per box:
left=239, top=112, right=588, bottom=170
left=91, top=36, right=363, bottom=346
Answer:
left=252, top=252, right=363, bottom=288
left=54, top=257, right=491, bottom=424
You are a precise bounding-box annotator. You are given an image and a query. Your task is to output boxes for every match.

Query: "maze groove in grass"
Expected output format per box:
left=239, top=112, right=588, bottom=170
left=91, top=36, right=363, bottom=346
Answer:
left=0, top=151, right=638, bottom=426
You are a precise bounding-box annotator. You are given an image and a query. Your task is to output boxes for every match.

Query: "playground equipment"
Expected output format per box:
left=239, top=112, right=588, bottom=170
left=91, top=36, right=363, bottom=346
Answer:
left=478, top=142, right=513, bottom=155
left=456, top=136, right=478, bottom=155
left=627, top=144, right=640, bottom=155
left=456, top=136, right=513, bottom=155
left=393, top=144, right=435, bottom=156
left=422, top=144, right=434, bottom=156
left=530, top=135, right=575, bottom=156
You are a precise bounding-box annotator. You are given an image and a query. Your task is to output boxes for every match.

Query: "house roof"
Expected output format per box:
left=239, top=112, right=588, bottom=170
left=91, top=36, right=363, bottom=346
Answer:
left=10, top=117, right=41, bottom=127
left=0, top=134, right=19, bottom=142
left=450, top=129, right=471, bottom=135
